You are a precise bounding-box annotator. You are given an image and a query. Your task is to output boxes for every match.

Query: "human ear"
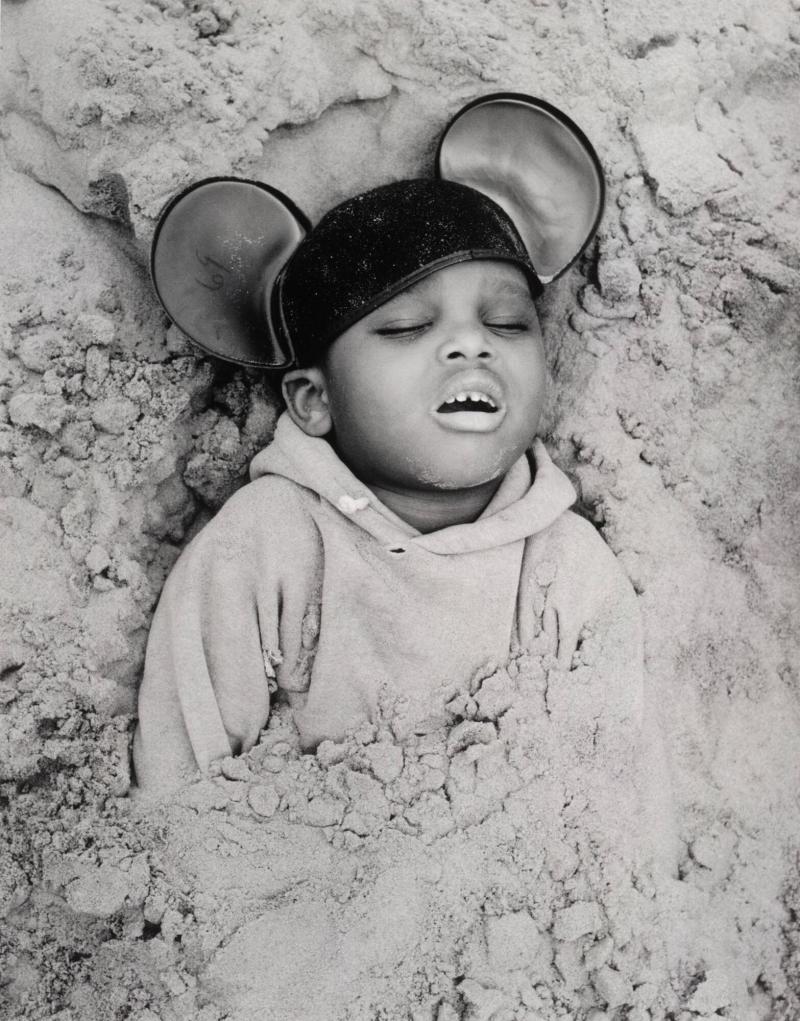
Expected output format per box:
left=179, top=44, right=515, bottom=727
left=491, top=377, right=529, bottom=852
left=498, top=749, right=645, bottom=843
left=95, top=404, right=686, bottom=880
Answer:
left=281, top=367, right=333, bottom=437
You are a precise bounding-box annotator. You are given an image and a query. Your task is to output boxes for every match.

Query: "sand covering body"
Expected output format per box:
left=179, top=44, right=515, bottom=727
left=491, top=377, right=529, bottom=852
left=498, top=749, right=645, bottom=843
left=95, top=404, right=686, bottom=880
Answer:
left=133, top=412, right=642, bottom=794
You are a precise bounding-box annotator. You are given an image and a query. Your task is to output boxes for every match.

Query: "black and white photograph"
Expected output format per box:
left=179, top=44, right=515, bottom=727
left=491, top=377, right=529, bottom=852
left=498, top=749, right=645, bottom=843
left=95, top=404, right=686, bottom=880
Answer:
left=1, top=1, right=798, bottom=1018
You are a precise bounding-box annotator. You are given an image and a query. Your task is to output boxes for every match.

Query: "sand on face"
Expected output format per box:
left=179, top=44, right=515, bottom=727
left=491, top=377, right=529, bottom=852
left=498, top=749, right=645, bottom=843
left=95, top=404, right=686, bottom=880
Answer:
left=1, top=1, right=799, bottom=1019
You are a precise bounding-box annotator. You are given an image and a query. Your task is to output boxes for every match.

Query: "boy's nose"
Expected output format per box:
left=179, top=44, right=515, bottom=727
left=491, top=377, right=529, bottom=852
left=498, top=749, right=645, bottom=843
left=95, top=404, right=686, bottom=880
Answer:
left=438, top=324, right=495, bottom=361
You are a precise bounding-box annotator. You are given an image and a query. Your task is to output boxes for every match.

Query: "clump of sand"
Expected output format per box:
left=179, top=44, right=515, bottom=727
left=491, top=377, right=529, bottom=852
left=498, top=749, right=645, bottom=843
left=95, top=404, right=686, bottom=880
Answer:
left=142, top=653, right=664, bottom=1021
left=2, top=1, right=799, bottom=1019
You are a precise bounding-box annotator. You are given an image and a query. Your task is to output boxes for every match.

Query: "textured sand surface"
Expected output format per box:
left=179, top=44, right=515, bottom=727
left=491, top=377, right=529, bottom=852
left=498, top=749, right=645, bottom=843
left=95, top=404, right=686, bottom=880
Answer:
left=1, top=1, right=799, bottom=1019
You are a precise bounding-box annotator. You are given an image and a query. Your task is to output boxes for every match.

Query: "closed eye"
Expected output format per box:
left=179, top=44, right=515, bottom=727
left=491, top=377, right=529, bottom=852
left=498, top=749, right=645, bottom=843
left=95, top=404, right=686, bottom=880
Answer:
left=374, top=322, right=431, bottom=337
left=485, top=320, right=530, bottom=334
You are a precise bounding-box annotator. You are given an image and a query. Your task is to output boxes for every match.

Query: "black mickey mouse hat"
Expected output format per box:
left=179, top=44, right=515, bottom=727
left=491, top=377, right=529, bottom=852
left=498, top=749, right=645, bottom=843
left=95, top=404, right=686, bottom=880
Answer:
left=150, top=93, right=605, bottom=369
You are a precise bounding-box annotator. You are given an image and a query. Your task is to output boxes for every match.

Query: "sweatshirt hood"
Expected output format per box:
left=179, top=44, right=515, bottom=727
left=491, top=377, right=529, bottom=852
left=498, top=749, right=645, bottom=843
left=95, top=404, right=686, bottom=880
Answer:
left=250, top=412, right=576, bottom=555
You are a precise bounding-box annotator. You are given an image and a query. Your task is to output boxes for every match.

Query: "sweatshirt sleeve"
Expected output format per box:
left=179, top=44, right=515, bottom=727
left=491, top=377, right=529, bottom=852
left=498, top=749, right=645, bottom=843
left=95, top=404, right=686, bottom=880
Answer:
left=539, top=513, right=644, bottom=735
left=132, top=496, right=281, bottom=797
left=539, top=513, right=677, bottom=874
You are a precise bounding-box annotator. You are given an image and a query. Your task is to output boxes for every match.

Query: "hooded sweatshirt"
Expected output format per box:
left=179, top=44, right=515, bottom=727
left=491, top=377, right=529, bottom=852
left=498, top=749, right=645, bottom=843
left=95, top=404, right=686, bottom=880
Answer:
left=133, top=413, right=643, bottom=795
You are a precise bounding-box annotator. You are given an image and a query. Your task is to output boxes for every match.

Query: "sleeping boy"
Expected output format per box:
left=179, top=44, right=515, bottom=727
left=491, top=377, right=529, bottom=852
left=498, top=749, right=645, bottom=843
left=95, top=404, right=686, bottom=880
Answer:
left=133, top=99, right=643, bottom=796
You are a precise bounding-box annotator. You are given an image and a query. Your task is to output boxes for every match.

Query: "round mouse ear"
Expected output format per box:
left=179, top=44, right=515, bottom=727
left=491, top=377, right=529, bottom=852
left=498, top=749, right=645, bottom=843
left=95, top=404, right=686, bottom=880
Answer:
left=436, top=93, right=605, bottom=284
left=150, top=178, right=310, bottom=368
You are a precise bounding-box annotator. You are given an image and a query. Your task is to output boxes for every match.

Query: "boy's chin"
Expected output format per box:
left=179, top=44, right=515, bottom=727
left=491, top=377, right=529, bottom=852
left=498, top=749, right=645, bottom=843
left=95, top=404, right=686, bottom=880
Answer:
left=415, top=457, right=517, bottom=492
left=420, top=437, right=533, bottom=491
left=346, top=430, right=535, bottom=494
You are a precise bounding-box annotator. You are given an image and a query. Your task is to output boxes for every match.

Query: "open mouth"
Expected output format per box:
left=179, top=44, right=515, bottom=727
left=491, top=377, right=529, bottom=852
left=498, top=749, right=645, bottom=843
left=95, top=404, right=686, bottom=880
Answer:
left=436, top=391, right=499, bottom=414
left=432, top=384, right=506, bottom=433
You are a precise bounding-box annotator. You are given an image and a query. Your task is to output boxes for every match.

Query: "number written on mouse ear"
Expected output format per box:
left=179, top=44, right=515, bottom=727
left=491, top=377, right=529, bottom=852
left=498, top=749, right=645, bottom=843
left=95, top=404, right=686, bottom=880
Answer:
left=194, top=250, right=229, bottom=292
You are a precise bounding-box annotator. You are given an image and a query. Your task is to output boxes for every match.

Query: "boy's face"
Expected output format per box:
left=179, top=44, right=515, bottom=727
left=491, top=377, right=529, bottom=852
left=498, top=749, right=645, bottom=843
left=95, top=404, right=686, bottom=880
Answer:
left=296, top=260, right=546, bottom=492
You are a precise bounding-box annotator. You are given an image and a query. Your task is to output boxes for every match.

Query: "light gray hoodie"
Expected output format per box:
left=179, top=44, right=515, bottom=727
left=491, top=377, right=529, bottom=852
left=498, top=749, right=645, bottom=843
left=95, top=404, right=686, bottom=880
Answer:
left=133, top=412, right=642, bottom=795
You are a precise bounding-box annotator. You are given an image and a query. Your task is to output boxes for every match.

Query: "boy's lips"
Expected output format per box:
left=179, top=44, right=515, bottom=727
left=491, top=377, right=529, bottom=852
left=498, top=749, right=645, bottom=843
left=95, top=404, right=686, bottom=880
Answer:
left=431, top=372, right=507, bottom=433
